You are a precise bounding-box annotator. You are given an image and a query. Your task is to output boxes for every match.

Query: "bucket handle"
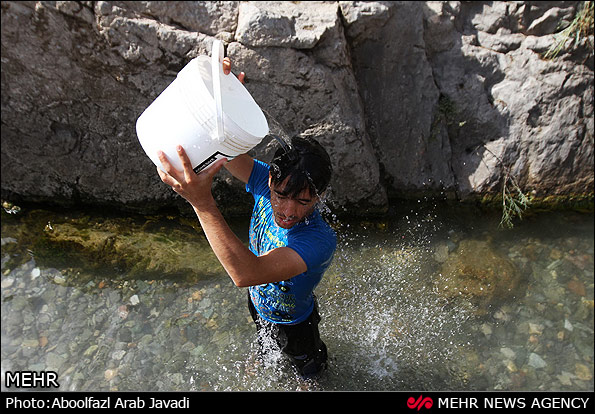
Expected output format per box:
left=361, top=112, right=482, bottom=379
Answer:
left=211, top=39, right=225, bottom=143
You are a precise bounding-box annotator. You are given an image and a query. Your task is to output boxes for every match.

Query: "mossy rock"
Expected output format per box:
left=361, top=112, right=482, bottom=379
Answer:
left=40, top=221, right=223, bottom=279
left=434, top=239, right=523, bottom=312
left=1, top=207, right=225, bottom=282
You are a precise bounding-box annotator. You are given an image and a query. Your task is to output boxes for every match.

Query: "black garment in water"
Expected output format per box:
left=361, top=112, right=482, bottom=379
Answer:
left=248, top=293, right=328, bottom=378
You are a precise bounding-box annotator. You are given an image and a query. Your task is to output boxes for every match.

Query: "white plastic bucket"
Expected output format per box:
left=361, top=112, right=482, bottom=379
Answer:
left=136, top=39, right=269, bottom=173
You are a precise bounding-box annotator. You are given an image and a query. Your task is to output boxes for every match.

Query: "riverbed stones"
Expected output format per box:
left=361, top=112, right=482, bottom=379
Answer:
left=112, top=350, right=126, bottom=361
left=1, top=207, right=593, bottom=391
left=45, top=352, right=66, bottom=371
left=1, top=277, right=14, bottom=288
left=575, top=364, right=593, bottom=381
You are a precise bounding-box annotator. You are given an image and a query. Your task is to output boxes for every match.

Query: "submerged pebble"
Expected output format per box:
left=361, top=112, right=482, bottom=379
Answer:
left=129, top=294, right=140, bottom=306
left=528, top=353, right=547, bottom=369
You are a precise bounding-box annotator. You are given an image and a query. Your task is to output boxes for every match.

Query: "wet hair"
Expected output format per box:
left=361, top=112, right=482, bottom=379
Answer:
left=270, top=136, right=332, bottom=199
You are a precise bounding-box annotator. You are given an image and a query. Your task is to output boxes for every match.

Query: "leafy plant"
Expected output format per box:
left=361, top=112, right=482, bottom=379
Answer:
left=480, top=148, right=533, bottom=229
left=499, top=169, right=532, bottom=229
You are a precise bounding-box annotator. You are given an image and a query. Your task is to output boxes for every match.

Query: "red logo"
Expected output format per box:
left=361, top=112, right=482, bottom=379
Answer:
left=407, top=395, right=433, bottom=410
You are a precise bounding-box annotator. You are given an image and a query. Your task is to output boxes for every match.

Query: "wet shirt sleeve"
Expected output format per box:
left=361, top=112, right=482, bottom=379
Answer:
left=245, top=159, right=270, bottom=198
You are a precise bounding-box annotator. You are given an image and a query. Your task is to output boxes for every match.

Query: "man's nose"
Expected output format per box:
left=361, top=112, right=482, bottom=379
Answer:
left=281, top=199, right=299, bottom=217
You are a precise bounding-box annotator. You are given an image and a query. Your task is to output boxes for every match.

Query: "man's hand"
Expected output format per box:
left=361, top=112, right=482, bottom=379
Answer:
left=157, top=146, right=227, bottom=210
left=222, top=57, right=245, bottom=84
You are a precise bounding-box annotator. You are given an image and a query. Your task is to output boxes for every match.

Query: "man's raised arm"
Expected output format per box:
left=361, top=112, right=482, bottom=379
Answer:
left=224, top=154, right=254, bottom=184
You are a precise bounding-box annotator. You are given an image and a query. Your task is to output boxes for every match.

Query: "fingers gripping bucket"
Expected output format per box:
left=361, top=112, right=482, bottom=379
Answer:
left=136, top=39, right=269, bottom=173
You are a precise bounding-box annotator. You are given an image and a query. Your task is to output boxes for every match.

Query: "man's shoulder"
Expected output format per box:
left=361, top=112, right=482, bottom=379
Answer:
left=287, top=215, right=336, bottom=271
left=252, top=159, right=269, bottom=173
left=291, top=213, right=336, bottom=246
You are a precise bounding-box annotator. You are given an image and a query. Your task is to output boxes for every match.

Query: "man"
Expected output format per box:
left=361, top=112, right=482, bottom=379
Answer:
left=156, top=58, right=336, bottom=379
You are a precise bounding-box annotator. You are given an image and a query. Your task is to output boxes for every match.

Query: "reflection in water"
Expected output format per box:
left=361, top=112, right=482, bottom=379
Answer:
left=1, top=203, right=593, bottom=391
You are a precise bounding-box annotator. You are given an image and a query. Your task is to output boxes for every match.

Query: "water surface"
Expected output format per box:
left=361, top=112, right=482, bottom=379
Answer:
left=1, top=203, right=593, bottom=391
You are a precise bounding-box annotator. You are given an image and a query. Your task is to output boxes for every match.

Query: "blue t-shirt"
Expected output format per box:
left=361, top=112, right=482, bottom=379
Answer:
left=246, top=159, right=336, bottom=325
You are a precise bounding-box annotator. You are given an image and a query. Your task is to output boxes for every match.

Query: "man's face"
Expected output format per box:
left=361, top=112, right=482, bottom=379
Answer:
left=268, top=175, right=318, bottom=229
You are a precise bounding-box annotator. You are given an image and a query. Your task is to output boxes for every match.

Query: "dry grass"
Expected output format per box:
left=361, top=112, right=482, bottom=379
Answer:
left=543, top=1, right=594, bottom=60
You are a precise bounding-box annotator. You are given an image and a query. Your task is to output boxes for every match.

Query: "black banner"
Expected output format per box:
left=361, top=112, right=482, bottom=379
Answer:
left=1, top=391, right=593, bottom=410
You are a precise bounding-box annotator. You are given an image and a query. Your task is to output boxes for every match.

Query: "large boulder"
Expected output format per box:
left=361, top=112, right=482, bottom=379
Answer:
left=1, top=1, right=386, bottom=215
left=341, top=1, right=453, bottom=197
left=344, top=1, right=593, bottom=199
left=419, top=1, right=594, bottom=199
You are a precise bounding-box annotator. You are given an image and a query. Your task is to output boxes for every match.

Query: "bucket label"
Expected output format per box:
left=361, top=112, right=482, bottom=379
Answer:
left=193, top=151, right=233, bottom=174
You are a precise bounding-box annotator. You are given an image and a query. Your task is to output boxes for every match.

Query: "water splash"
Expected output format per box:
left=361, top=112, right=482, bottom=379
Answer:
left=262, top=109, right=294, bottom=152
left=317, top=207, right=475, bottom=390
left=270, top=134, right=294, bottom=157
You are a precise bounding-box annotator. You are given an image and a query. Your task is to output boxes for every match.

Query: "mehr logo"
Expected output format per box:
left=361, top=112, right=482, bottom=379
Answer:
left=407, top=395, right=434, bottom=410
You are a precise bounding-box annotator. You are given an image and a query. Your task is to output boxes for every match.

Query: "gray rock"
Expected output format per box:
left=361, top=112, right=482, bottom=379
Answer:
left=1, top=1, right=592, bottom=215
left=528, top=352, right=547, bottom=369
left=236, top=1, right=339, bottom=49
left=525, top=6, right=576, bottom=36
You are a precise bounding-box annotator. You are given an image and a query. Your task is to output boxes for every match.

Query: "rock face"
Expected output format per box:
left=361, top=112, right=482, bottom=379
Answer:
left=1, top=1, right=593, bottom=216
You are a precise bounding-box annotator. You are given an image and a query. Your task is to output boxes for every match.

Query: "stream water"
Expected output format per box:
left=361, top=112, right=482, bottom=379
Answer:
left=1, top=202, right=593, bottom=392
